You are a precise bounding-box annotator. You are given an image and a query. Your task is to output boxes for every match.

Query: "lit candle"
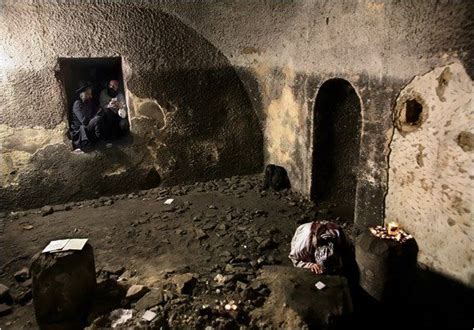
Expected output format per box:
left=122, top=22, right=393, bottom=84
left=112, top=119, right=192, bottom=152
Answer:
left=387, top=222, right=400, bottom=236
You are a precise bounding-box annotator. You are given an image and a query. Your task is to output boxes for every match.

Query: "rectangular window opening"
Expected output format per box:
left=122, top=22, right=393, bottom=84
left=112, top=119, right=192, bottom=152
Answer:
left=58, top=57, right=131, bottom=151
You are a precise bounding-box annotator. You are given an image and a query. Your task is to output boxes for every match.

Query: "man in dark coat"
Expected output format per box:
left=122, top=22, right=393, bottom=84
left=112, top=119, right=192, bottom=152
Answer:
left=70, top=84, right=102, bottom=152
left=99, top=79, right=129, bottom=139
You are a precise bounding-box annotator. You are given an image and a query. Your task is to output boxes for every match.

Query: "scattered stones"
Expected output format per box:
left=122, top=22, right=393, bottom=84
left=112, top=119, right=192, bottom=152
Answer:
left=12, top=288, right=32, bottom=305
left=214, top=274, right=226, bottom=285
left=217, top=223, right=228, bottom=231
left=103, top=265, right=126, bottom=277
left=135, top=289, right=165, bottom=311
left=110, top=308, right=134, bottom=327
left=162, top=206, right=176, bottom=213
left=21, top=279, right=32, bottom=288
left=0, top=173, right=356, bottom=328
left=126, top=285, right=150, bottom=301
left=21, top=224, right=34, bottom=230
left=236, top=225, right=247, bottom=231
left=258, top=238, right=276, bottom=251
left=196, top=229, right=208, bottom=240
left=0, top=284, right=10, bottom=302
left=233, top=254, right=250, bottom=263
left=219, top=251, right=233, bottom=258
left=172, top=273, right=197, bottom=295
left=0, top=303, right=12, bottom=316
left=202, top=223, right=216, bottom=231
left=236, top=281, right=248, bottom=290
left=254, top=266, right=351, bottom=328
left=40, top=205, right=54, bottom=216
left=142, top=309, right=157, bottom=321
left=14, top=267, right=29, bottom=282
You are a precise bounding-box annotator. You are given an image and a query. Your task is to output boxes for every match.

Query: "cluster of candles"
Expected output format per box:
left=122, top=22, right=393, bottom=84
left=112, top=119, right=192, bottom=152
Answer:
left=369, top=222, right=413, bottom=243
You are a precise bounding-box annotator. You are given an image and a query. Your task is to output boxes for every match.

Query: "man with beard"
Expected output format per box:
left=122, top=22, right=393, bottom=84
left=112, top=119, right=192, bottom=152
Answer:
left=70, top=83, right=103, bottom=153
left=99, top=79, right=129, bottom=138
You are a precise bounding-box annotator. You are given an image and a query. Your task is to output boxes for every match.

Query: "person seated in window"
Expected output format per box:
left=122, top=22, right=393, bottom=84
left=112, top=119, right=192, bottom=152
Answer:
left=99, top=79, right=129, bottom=139
left=70, top=83, right=103, bottom=153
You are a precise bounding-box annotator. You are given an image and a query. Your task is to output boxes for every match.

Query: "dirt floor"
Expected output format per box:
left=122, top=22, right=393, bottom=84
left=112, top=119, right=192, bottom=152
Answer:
left=0, top=174, right=354, bottom=329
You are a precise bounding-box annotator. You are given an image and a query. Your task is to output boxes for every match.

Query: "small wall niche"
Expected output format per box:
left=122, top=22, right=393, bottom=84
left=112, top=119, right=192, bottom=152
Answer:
left=395, top=94, right=427, bottom=134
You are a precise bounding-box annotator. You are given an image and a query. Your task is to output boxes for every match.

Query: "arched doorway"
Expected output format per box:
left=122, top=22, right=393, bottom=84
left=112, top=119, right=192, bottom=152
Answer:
left=311, top=79, right=362, bottom=221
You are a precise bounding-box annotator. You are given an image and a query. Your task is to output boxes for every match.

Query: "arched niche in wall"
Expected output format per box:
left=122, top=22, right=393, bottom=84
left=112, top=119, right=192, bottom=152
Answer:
left=311, top=78, right=362, bottom=222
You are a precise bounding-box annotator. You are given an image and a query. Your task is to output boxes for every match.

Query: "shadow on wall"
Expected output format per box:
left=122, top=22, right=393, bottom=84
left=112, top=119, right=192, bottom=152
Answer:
left=126, top=66, right=265, bottom=183
left=0, top=7, right=264, bottom=211
left=112, top=9, right=265, bottom=184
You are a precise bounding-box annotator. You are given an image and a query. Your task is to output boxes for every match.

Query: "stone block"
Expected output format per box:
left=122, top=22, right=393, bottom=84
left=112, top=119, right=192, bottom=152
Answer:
left=356, top=231, right=418, bottom=302
left=30, top=243, right=96, bottom=327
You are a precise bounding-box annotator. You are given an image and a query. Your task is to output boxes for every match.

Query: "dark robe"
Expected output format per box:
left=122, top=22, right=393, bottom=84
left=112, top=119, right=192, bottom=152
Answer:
left=100, top=107, right=129, bottom=139
left=70, top=99, right=101, bottom=149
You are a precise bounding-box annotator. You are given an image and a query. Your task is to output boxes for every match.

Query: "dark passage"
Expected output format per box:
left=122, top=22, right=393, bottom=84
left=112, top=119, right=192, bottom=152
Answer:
left=311, top=79, right=361, bottom=221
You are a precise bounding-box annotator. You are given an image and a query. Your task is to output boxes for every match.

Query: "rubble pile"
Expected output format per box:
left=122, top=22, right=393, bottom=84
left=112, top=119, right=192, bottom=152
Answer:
left=0, top=174, right=354, bottom=328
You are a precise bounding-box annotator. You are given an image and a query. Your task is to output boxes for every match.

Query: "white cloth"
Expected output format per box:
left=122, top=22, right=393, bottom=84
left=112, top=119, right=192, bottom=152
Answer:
left=288, top=222, right=314, bottom=269
left=288, top=221, right=343, bottom=271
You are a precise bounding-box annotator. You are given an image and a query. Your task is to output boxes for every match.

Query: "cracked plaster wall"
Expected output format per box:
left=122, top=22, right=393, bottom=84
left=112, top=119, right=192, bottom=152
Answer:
left=386, top=63, right=473, bottom=286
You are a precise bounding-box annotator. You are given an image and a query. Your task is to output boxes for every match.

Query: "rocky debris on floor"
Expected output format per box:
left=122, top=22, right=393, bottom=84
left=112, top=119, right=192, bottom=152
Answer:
left=99, top=265, right=126, bottom=279
left=87, top=278, right=127, bottom=324
left=251, top=266, right=352, bottom=329
left=40, top=205, right=54, bottom=216
left=171, top=273, right=198, bottom=295
left=0, top=174, right=356, bottom=327
left=126, top=285, right=150, bottom=301
left=11, top=287, right=32, bottom=306
left=0, top=284, right=9, bottom=302
left=91, top=308, right=134, bottom=328
left=13, top=267, right=29, bottom=282
left=0, top=304, right=12, bottom=317
left=141, top=309, right=157, bottom=322
left=135, top=289, right=166, bottom=311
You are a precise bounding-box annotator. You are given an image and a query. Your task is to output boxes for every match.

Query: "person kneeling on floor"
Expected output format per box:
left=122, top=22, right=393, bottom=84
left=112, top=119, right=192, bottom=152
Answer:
left=289, top=220, right=346, bottom=275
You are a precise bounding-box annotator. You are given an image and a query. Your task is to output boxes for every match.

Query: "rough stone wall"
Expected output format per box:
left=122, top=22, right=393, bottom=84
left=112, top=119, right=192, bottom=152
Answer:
left=0, top=1, right=263, bottom=211
left=160, top=1, right=474, bottom=286
left=386, top=63, right=473, bottom=286
left=164, top=0, right=474, bottom=230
